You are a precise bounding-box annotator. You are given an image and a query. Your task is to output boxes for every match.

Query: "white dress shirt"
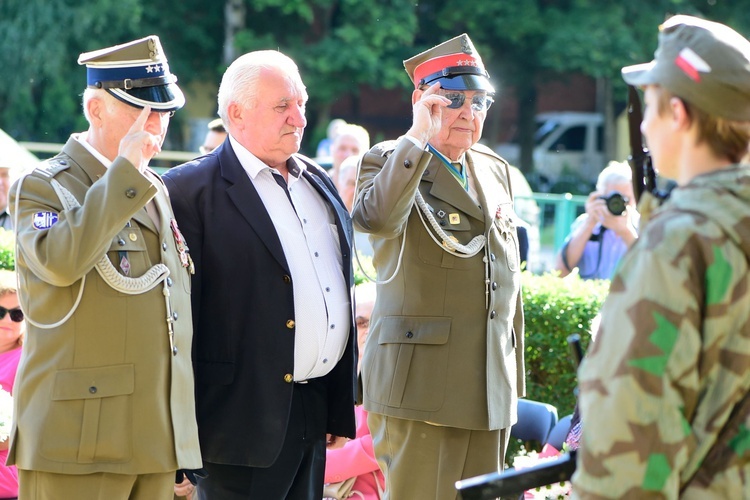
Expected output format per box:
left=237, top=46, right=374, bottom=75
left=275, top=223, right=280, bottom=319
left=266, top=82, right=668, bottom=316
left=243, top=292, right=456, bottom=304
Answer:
left=229, top=135, right=350, bottom=381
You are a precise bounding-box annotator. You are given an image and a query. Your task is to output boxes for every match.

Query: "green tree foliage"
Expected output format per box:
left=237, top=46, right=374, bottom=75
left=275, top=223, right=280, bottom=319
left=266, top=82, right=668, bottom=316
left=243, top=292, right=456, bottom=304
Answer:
left=0, top=0, right=144, bottom=142
left=231, top=0, right=419, bottom=149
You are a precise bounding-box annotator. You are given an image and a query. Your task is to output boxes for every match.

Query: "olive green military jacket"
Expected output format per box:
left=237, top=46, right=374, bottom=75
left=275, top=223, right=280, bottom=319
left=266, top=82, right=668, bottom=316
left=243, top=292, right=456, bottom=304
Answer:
left=7, top=136, right=202, bottom=474
left=352, top=138, right=525, bottom=430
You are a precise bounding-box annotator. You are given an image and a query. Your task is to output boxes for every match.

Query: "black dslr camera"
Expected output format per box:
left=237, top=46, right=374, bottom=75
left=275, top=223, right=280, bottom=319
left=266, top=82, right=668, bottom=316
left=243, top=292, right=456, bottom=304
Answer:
left=598, top=192, right=628, bottom=216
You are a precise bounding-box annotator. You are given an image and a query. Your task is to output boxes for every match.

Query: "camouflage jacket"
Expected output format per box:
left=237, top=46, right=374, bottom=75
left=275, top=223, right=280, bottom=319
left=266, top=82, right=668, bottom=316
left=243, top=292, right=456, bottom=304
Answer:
left=571, top=166, right=750, bottom=499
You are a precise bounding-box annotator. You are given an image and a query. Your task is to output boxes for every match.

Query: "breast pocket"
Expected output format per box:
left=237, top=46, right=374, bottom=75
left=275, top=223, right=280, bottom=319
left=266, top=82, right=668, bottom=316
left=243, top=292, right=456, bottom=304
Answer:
left=365, top=316, right=451, bottom=412
left=41, top=364, right=134, bottom=464
left=97, top=230, right=150, bottom=295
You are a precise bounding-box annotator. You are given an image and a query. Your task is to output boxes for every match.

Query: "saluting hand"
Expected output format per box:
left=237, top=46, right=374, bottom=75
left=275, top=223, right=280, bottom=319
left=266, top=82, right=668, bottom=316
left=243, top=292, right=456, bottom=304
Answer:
left=406, top=82, right=451, bottom=147
left=118, top=105, right=163, bottom=172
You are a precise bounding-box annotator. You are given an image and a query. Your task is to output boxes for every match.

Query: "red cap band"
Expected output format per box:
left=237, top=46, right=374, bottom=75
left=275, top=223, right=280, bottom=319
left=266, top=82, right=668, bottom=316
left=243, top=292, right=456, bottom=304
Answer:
left=413, top=53, right=484, bottom=87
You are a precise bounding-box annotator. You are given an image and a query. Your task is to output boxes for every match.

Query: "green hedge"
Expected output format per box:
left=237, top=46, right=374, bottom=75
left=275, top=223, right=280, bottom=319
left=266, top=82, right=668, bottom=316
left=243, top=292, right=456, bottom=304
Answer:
left=521, top=271, right=609, bottom=418
left=0, top=229, right=14, bottom=271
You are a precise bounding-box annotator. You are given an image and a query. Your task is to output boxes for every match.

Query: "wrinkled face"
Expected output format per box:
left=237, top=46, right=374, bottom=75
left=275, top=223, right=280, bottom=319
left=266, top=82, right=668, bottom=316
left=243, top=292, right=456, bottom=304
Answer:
left=331, top=134, right=362, bottom=169
left=0, top=292, right=22, bottom=352
left=98, top=96, right=171, bottom=162
left=427, top=89, right=489, bottom=160
left=236, top=67, right=308, bottom=167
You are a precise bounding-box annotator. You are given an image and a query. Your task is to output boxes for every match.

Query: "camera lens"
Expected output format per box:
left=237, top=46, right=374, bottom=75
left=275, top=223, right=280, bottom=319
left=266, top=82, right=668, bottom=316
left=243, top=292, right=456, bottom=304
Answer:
left=605, top=193, right=626, bottom=216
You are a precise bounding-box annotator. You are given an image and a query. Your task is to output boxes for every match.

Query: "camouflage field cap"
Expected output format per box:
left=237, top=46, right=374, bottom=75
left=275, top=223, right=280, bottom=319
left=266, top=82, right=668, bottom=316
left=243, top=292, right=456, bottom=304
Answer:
left=622, top=15, right=750, bottom=121
left=404, top=33, right=494, bottom=93
left=78, top=35, right=185, bottom=112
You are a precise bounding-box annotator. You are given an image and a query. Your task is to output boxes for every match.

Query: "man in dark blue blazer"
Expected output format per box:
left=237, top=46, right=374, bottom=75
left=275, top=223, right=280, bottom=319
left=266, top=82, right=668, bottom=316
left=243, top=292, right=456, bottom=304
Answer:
left=163, top=50, right=357, bottom=500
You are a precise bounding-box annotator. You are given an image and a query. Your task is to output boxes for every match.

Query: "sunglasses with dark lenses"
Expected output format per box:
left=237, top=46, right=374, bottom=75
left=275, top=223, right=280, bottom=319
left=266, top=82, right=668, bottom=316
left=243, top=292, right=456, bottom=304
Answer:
left=440, top=91, right=494, bottom=112
left=0, top=306, right=23, bottom=323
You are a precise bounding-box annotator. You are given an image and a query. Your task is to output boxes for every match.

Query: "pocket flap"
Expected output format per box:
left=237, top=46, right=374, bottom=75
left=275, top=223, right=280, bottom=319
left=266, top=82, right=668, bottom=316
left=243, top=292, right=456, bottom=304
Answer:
left=378, top=316, right=451, bottom=345
left=109, top=231, right=147, bottom=252
left=52, top=364, right=134, bottom=400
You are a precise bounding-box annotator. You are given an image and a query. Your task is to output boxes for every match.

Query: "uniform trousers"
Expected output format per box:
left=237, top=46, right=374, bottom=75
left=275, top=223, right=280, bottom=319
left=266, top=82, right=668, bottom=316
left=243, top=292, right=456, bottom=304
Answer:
left=368, top=413, right=509, bottom=500
left=195, top=378, right=327, bottom=500
left=18, top=469, right=174, bottom=500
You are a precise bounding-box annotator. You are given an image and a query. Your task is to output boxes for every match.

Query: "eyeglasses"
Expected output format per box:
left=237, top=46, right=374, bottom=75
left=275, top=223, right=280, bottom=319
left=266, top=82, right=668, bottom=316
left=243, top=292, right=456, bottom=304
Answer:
left=0, top=306, right=23, bottom=323
left=355, top=317, right=370, bottom=329
left=439, top=91, right=494, bottom=112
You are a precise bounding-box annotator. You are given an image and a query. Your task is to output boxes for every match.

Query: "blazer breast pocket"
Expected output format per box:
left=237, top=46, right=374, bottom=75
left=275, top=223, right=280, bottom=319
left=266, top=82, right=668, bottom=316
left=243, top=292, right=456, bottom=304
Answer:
left=365, top=316, right=451, bottom=412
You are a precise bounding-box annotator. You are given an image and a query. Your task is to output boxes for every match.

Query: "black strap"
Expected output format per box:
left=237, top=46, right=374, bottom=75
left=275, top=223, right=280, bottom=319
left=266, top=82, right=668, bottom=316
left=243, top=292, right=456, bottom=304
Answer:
left=90, top=74, right=176, bottom=90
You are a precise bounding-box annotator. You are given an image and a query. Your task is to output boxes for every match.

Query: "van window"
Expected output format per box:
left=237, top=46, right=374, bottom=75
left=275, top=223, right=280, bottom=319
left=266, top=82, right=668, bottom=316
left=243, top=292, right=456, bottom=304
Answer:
left=550, top=125, right=586, bottom=152
left=596, top=125, right=604, bottom=152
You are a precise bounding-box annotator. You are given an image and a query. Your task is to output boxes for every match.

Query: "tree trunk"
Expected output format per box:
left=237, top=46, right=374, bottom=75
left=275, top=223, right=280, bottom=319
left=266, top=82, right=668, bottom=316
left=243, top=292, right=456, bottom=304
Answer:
left=224, top=0, right=246, bottom=65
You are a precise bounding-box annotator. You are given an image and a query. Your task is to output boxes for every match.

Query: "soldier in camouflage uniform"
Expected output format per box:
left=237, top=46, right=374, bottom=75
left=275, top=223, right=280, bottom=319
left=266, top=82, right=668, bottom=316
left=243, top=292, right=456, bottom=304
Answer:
left=571, top=15, right=750, bottom=499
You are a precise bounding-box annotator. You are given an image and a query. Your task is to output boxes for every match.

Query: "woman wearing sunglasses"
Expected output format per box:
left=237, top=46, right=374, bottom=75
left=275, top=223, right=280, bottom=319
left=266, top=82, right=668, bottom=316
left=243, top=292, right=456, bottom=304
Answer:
left=0, top=269, right=23, bottom=500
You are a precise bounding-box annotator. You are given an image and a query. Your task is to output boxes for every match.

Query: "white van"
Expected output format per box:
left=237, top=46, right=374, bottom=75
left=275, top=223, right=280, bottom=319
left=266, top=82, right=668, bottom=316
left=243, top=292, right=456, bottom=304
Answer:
left=496, top=112, right=605, bottom=187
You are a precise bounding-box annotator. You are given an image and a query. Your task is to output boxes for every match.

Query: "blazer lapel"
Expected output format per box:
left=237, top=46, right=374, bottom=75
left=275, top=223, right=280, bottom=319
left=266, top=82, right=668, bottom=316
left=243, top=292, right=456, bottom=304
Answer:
left=220, top=144, right=290, bottom=272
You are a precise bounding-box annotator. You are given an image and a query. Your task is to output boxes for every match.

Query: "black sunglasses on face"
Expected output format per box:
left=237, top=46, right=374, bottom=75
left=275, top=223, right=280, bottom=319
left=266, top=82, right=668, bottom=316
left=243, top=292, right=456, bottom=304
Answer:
left=0, top=306, right=23, bottom=323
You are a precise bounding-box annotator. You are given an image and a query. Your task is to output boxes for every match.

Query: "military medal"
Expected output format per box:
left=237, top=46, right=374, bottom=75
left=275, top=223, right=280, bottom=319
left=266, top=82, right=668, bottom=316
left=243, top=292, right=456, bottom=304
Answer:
left=449, top=213, right=461, bottom=225
left=118, top=251, right=131, bottom=276
left=170, top=219, right=190, bottom=269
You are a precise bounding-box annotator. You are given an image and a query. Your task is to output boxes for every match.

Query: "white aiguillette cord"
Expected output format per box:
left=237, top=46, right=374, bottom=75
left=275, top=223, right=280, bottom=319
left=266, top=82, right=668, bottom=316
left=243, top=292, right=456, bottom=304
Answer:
left=356, top=167, right=491, bottom=308
left=13, top=176, right=170, bottom=329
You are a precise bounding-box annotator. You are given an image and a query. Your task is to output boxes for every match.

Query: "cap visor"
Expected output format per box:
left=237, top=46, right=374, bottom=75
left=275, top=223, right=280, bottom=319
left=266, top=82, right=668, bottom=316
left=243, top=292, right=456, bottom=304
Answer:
left=621, top=61, right=657, bottom=86
left=108, top=83, right=185, bottom=112
left=435, top=74, right=495, bottom=93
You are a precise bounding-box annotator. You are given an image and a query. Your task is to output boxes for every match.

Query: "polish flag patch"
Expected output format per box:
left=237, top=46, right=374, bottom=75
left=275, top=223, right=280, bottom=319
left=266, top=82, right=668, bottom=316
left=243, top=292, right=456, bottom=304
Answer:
left=675, top=47, right=711, bottom=82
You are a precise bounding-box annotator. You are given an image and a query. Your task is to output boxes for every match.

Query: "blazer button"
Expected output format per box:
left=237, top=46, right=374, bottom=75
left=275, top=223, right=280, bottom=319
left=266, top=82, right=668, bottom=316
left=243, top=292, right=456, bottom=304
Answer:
left=166, top=277, right=173, bottom=287
left=286, top=320, right=295, bottom=329
left=172, top=312, right=178, bottom=321
left=492, top=281, right=498, bottom=291
left=125, top=188, right=137, bottom=199
left=490, top=310, right=496, bottom=319
left=284, top=373, right=294, bottom=384
left=162, top=243, right=168, bottom=251
left=283, top=275, right=291, bottom=283
left=406, top=331, right=414, bottom=339
left=403, top=159, right=412, bottom=169
left=89, top=386, right=97, bottom=394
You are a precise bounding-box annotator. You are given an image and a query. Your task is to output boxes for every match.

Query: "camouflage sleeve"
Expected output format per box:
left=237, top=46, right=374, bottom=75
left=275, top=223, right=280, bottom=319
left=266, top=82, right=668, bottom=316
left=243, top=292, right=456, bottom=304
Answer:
left=571, top=209, right=750, bottom=498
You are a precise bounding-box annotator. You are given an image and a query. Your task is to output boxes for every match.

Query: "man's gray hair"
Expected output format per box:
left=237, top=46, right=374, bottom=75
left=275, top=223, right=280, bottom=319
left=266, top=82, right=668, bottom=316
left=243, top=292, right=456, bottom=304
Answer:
left=217, top=50, right=303, bottom=125
left=596, top=161, right=632, bottom=193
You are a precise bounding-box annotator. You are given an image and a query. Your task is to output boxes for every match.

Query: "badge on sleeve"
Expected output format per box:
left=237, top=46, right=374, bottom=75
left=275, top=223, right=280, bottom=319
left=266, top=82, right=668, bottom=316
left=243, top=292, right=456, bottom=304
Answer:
left=33, top=212, right=59, bottom=230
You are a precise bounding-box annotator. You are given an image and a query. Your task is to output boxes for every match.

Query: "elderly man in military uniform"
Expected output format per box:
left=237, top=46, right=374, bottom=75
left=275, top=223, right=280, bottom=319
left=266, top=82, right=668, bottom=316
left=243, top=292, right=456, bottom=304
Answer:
left=8, top=36, right=202, bottom=499
left=351, top=34, right=525, bottom=499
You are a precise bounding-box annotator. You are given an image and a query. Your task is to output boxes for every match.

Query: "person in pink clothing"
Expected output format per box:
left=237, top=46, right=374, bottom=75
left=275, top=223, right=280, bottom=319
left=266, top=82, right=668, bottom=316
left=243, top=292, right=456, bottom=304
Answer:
left=324, top=283, right=384, bottom=499
left=0, top=269, right=24, bottom=499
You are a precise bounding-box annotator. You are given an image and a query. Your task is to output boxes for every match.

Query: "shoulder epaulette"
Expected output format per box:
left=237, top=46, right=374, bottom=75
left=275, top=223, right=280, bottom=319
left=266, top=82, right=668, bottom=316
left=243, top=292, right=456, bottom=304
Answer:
left=471, top=142, right=509, bottom=165
left=33, top=156, right=71, bottom=179
left=370, top=139, right=400, bottom=158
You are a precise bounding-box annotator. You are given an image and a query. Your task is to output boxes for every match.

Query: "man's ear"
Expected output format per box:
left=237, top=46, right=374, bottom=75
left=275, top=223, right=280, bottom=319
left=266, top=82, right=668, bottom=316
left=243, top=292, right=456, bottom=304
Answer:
left=86, top=97, right=105, bottom=128
left=670, top=96, right=692, bottom=131
left=226, top=102, right=244, bottom=129
left=412, top=89, right=423, bottom=105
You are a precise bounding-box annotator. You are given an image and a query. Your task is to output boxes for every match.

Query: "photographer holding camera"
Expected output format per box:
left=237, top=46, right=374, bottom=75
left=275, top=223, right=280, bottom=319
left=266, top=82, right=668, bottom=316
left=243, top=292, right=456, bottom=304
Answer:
left=555, top=161, right=639, bottom=279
